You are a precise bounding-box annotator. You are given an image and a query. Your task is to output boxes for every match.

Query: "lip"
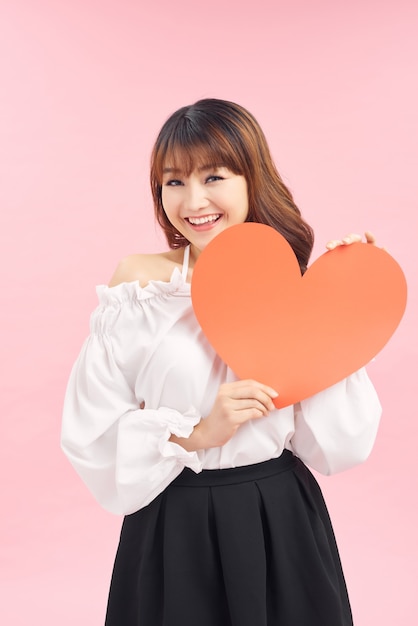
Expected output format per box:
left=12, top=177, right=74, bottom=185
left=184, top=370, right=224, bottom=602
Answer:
left=185, top=214, right=223, bottom=231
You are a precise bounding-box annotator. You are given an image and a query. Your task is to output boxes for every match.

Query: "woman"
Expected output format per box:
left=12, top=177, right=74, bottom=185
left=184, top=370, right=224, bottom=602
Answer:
left=61, top=98, right=381, bottom=626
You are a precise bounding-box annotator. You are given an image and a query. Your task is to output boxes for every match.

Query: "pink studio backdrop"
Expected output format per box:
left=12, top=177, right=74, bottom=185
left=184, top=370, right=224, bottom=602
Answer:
left=1, top=1, right=417, bottom=624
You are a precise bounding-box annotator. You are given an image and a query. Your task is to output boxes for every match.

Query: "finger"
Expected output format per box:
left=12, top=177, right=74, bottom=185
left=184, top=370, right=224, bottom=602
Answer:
left=226, top=381, right=278, bottom=409
left=326, top=233, right=363, bottom=250
left=235, top=379, right=279, bottom=398
left=235, top=392, right=278, bottom=412
left=364, top=231, right=376, bottom=245
left=220, top=389, right=272, bottom=415
left=229, top=390, right=275, bottom=413
left=233, top=398, right=271, bottom=418
left=326, top=239, right=343, bottom=250
left=341, top=233, right=362, bottom=245
left=230, top=399, right=274, bottom=422
left=237, top=407, right=270, bottom=422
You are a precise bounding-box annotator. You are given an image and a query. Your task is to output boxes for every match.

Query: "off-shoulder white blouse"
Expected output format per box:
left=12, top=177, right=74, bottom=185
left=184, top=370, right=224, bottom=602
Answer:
left=61, top=246, right=382, bottom=515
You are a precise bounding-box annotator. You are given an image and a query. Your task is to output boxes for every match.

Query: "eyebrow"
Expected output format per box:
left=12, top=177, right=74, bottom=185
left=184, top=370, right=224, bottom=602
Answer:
left=162, top=164, right=224, bottom=174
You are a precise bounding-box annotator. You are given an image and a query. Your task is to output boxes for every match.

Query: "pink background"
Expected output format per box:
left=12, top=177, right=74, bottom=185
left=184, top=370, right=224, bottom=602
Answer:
left=1, top=0, right=417, bottom=624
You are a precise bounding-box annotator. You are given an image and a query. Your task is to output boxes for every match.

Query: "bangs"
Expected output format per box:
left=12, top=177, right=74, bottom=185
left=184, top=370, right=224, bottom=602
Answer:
left=152, top=116, right=245, bottom=182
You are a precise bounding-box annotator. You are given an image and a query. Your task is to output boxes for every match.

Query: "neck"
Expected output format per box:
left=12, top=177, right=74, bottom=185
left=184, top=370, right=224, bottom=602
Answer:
left=188, top=244, right=201, bottom=268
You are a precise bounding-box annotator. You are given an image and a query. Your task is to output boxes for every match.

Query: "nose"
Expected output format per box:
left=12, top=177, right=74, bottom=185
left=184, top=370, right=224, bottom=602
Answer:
left=185, top=180, right=210, bottom=212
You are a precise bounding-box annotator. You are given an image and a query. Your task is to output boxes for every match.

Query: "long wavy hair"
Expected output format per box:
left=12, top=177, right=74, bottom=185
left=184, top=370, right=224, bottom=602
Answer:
left=150, top=98, right=314, bottom=273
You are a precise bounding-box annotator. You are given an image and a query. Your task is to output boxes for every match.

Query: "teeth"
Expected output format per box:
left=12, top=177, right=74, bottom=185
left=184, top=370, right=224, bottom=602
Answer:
left=188, top=215, right=221, bottom=225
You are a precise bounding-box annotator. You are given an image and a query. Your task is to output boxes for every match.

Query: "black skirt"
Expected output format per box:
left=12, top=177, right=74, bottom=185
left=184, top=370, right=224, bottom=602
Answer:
left=105, top=451, right=353, bottom=626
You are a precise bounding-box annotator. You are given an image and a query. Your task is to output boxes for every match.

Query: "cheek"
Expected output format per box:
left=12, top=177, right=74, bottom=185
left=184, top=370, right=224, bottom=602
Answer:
left=161, top=191, right=175, bottom=218
left=239, top=188, right=250, bottom=218
left=160, top=188, right=168, bottom=209
left=237, top=180, right=249, bottom=213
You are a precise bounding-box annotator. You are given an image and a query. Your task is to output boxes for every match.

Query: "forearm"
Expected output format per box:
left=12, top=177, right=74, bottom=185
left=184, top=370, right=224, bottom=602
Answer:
left=291, top=368, right=382, bottom=475
left=62, top=390, right=203, bottom=514
left=169, top=419, right=206, bottom=452
left=170, top=379, right=278, bottom=452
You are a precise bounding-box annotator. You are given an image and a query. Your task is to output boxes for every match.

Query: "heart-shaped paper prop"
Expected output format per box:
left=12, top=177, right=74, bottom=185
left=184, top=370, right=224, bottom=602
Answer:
left=191, top=223, right=407, bottom=408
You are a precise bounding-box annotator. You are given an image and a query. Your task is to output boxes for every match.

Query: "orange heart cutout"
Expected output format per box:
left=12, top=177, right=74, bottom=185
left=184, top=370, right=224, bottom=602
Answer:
left=191, top=223, right=407, bottom=408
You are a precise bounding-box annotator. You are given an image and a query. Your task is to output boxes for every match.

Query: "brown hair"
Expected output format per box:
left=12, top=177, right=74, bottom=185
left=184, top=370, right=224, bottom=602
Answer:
left=150, top=98, right=314, bottom=272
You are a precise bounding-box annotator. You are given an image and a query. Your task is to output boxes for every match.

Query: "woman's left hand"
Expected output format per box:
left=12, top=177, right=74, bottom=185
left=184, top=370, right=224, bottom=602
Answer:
left=326, top=231, right=376, bottom=250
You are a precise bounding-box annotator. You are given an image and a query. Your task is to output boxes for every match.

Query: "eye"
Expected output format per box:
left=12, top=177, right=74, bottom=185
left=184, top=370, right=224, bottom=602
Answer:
left=205, top=175, right=224, bottom=183
left=164, top=179, right=183, bottom=186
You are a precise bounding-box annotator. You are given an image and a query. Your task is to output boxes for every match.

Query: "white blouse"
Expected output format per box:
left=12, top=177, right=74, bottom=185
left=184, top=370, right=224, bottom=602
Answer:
left=61, top=246, right=382, bottom=515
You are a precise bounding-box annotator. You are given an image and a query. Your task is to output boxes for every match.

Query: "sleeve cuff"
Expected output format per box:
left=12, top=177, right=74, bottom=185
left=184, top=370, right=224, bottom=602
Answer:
left=157, top=406, right=203, bottom=473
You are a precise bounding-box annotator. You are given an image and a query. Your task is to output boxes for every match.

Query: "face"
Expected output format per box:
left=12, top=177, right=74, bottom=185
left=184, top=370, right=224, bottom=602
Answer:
left=161, top=165, right=249, bottom=257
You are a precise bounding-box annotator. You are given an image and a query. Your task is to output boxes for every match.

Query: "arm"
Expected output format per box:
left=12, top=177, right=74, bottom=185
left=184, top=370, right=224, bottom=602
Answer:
left=289, top=230, right=382, bottom=473
left=61, top=316, right=202, bottom=516
left=290, top=367, right=382, bottom=474
left=62, top=334, right=278, bottom=513
left=169, top=379, right=278, bottom=451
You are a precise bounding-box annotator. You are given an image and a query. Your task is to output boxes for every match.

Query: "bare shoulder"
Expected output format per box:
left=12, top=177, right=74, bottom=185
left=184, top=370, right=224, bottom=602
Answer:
left=108, top=249, right=185, bottom=288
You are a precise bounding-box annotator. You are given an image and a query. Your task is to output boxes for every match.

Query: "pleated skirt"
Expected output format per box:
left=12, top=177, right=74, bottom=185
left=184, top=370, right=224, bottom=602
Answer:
left=105, top=451, right=353, bottom=626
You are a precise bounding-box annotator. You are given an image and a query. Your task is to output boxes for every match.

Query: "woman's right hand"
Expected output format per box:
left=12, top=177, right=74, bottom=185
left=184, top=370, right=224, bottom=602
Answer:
left=170, top=380, right=278, bottom=452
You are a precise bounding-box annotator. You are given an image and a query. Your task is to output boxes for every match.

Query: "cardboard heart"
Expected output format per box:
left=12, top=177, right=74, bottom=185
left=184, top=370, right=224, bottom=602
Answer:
left=191, top=223, right=407, bottom=408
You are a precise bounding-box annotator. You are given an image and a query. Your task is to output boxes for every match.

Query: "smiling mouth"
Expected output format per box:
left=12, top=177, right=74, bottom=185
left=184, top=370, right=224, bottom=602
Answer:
left=186, top=214, right=222, bottom=225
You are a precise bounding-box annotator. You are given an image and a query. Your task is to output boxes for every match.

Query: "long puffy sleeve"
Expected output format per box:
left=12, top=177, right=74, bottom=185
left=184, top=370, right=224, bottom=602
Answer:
left=62, top=276, right=383, bottom=515
left=61, top=281, right=203, bottom=515
left=290, top=367, right=382, bottom=475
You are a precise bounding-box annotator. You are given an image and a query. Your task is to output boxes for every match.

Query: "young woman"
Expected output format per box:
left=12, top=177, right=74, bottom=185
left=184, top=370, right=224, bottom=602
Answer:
left=61, top=98, right=381, bottom=626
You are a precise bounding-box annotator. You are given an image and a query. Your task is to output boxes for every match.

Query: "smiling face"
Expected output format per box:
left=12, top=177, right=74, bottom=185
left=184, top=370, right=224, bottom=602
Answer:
left=151, top=99, right=313, bottom=273
left=161, top=164, right=249, bottom=257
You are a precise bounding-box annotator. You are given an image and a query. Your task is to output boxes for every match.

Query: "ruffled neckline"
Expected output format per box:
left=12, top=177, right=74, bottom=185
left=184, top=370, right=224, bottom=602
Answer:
left=96, top=267, right=191, bottom=305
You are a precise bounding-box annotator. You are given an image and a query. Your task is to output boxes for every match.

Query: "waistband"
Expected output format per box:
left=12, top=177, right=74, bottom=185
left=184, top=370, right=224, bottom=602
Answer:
left=171, top=450, right=297, bottom=488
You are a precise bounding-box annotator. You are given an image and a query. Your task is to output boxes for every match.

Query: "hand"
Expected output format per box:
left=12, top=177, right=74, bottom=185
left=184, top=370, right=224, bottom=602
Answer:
left=170, top=380, right=278, bottom=451
left=326, top=231, right=377, bottom=250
